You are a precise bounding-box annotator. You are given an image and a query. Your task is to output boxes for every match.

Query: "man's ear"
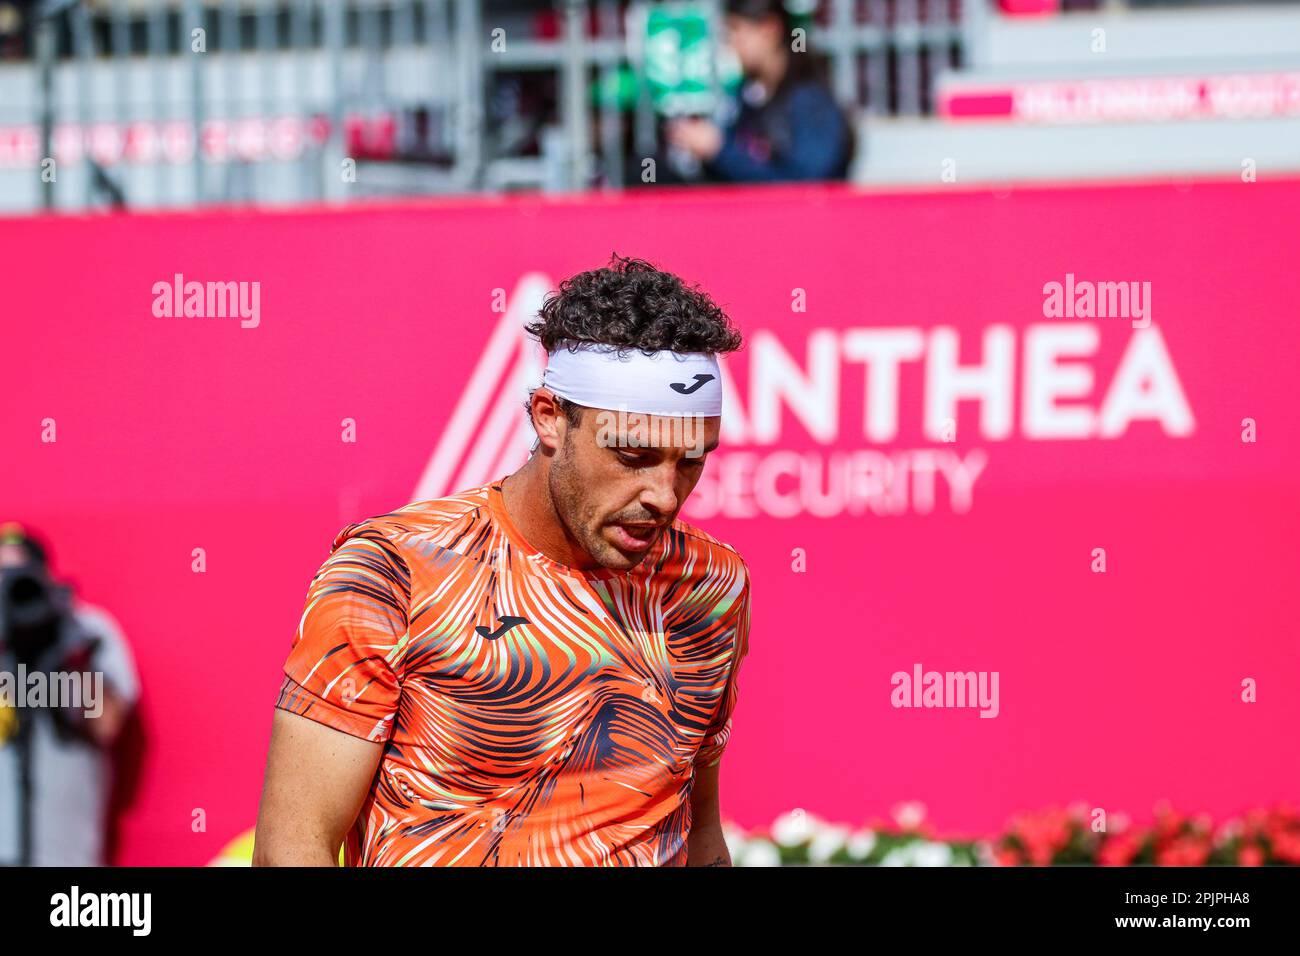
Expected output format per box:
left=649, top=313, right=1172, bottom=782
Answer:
left=530, top=388, right=566, bottom=453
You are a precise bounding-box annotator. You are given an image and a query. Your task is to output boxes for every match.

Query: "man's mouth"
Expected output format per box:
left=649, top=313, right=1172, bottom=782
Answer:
left=609, top=522, right=661, bottom=552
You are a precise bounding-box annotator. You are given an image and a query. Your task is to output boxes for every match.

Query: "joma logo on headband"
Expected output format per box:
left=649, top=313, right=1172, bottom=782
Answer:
left=670, top=373, right=715, bottom=395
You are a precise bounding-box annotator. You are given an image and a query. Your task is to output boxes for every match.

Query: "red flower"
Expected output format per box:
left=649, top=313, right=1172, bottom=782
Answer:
left=1271, top=832, right=1300, bottom=864
left=1272, top=802, right=1300, bottom=825
left=1156, top=836, right=1210, bottom=867
left=1099, top=832, right=1142, bottom=867
left=993, top=847, right=1022, bottom=867
left=1153, top=805, right=1185, bottom=842
left=1009, top=808, right=1073, bottom=866
left=1238, top=844, right=1265, bottom=867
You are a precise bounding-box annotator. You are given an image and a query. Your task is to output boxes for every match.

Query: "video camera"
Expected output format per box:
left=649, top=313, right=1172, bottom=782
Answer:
left=0, top=560, right=73, bottom=667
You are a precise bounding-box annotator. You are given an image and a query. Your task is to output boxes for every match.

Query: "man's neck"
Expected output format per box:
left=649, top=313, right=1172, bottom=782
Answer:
left=500, top=459, right=600, bottom=571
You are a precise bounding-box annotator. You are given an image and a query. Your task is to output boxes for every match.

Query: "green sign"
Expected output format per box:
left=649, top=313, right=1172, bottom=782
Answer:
left=641, top=3, right=732, bottom=116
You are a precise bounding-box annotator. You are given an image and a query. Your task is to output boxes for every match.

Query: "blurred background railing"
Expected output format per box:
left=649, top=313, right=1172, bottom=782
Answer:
left=1, top=0, right=1299, bottom=211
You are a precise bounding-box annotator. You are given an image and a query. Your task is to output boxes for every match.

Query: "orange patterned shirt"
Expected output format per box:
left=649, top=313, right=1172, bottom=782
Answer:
left=275, top=478, right=751, bottom=866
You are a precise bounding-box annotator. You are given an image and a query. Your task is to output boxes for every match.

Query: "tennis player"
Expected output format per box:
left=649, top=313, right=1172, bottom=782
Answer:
left=254, top=255, right=751, bottom=866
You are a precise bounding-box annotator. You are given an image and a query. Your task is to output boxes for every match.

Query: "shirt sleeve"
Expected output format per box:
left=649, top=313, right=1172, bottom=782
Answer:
left=275, top=524, right=412, bottom=743
left=695, top=566, right=752, bottom=768
left=74, top=604, right=140, bottom=707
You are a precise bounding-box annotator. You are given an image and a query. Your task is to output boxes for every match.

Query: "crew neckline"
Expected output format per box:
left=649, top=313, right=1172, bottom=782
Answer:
left=487, top=477, right=621, bottom=581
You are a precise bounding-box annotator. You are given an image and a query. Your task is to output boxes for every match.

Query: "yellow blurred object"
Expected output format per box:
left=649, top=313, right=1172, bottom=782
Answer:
left=208, top=827, right=347, bottom=866
left=0, top=522, right=27, bottom=546
left=0, top=701, right=16, bottom=745
left=210, top=828, right=256, bottom=867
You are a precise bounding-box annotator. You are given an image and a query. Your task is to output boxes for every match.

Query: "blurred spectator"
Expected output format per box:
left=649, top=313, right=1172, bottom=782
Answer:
left=0, top=523, right=139, bottom=866
left=0, top=2, right=31, bottom=60
left=665, top=0, right=853, bottom=184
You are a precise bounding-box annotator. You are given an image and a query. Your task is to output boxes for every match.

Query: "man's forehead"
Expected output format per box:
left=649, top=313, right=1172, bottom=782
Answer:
left=589, top=407, right=720, bottom=451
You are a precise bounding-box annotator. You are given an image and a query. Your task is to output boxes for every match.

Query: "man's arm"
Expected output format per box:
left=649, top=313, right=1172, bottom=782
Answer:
left=81, top=689, right=130, bottom=747
left=256, top=527, right=411, bottom=865
left=252, top=709, right=385, bottom=866
left=72, top=604, right=139, bottom=747
left=687, top=562, right=751, bottom=866
left=687, top=760, right=732, bottom=866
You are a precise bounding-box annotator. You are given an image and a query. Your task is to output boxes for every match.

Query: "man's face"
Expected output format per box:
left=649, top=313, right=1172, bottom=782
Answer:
left=549, top=406, right=721, bottom=571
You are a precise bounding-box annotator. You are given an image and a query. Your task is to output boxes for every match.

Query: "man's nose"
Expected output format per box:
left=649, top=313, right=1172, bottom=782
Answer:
left=639, top=466, right=680, bottom=518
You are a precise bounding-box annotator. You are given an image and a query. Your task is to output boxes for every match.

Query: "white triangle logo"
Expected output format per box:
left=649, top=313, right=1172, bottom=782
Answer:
left=411, top=273, right=553, bottom=502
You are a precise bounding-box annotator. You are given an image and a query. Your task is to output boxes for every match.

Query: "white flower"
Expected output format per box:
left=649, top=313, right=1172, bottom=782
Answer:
left=878, top=847, right=910, bottom=867
left=770, top=808, right=818, bottom=846
left=846, top=830, right=878, bottom=861
left=910, top=841, right=953, bottom=867
left=891, top=801, right=927, bottom=830
left=807, top=825, right=850, bottom=864
left=738, top=839, right=782, bottom=867
left=1218, top=819, right=1243, bottom=841
left=876, top=840, right=955, bottom=867
left=722, top=824, right=747, bottom=860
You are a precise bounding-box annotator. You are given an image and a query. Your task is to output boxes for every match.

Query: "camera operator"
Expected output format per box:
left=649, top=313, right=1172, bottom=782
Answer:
left=0, top=523, right=139, bottom=866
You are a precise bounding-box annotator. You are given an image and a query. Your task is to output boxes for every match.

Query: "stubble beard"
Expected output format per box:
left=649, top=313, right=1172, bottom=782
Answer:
left=548, top=436, right=640, bottom=572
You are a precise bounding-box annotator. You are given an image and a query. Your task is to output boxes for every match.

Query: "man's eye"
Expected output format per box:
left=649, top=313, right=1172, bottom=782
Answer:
left=617, top=451, right=650, bottom=466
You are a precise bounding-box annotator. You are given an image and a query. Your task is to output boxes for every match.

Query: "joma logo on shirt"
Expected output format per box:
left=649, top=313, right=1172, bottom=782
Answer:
left=475, top=615, right=529, bottom=641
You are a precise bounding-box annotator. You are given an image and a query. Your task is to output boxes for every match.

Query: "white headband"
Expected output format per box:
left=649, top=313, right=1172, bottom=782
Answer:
left=541, top=342, right=723, bottom=416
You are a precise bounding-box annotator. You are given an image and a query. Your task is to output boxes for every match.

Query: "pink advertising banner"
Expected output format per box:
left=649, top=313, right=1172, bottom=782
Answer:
left=2, top=178, right=1297, bottom=865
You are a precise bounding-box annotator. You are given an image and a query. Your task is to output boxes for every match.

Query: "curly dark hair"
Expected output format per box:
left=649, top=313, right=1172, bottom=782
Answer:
left=523, top=255, right=743, bottom=432
left=525, top=254, right=744, bottom=357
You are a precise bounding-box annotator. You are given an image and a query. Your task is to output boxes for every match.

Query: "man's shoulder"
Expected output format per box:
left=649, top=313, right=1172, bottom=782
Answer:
left=329, top=484, right=494, bottom=556
left=69, top=600, right=140, bottom=700
left=70, top=601, right=125, bottom=641
left=666, top=516, right=751, bottom=591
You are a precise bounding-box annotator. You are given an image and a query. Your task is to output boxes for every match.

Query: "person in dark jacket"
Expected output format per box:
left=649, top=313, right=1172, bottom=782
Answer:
left=665, top=0, right=853, bottom=183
